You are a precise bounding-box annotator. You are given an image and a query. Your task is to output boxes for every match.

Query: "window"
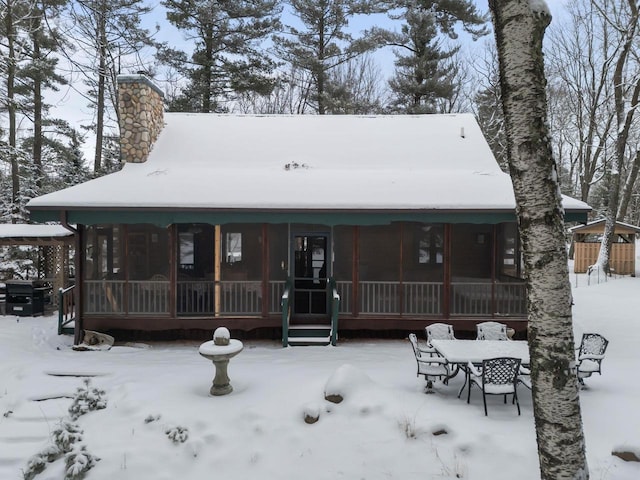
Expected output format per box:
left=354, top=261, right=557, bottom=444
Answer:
left=418, top=225, right=444, bottom=265
left=225, top=233, right=242, bottom=264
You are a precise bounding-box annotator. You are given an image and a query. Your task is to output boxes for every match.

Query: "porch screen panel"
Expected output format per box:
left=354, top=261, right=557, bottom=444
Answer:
left=495, top=223, right=526, bottom=315
left=175, top=224, right=215, bottom=315
left=403, top=223, right=443, bottom=315
left=127, top=225, right=170, bottom=315
left=83, top=225, right=124, bottom=315
left=450, top=224, right=493, bottom=315
left=333, top=226, right=353, bottom=314
left=359, top=224, right=400, bottom=314
left=220, top=224, right=262, bottom=315
left=268, top=224, right=288, bottom=313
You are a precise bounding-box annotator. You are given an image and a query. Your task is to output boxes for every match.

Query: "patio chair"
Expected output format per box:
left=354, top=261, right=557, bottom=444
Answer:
left=576, top=333, right=608, bottom=385
left=424, top=323, right=456, bottom=353
left=467, top=357, right=521, bottom=416
left=476, top=321, right=509, bottom=341
left=516, top=366, right=532, bottom=391
left=408, top=333, right=450, bottom=393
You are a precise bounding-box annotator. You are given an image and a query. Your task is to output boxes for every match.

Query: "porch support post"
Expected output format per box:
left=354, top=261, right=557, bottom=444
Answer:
left=214, top=225, right=221, bottom=317
left=492, top=225, right=498, bottom=317
left=353, top=226, right=359, bottom=317
left=443, top=224, right=451, bottom=318
left=262, top=224, right=269, bottom=318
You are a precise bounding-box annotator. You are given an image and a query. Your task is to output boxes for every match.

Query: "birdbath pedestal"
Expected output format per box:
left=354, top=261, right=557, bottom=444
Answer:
left=199, top=327, right=243, bottom=396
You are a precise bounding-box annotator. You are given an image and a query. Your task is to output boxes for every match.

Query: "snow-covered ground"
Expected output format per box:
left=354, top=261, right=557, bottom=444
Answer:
left=0, top=275, right=638, bottom=480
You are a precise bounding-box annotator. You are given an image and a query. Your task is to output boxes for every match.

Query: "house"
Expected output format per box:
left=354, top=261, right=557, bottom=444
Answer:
left=27, top=74, right=591, bottom=344
left=570, top=219, right=639, bottom=275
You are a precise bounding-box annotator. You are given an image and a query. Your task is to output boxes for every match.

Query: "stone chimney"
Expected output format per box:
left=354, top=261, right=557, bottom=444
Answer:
left=117, top=74, right=165, bottom=163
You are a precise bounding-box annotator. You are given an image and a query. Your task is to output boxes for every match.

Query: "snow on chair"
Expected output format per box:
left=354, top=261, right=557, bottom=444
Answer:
left=467, top=357, right=521, bottom=416
left=408, top=333, right=450, bottom=393
left=424, top=323, right=456, bottom=353
left=476, top=321, right=509, bottom=341
left=576, top=333, right=608, bottom=386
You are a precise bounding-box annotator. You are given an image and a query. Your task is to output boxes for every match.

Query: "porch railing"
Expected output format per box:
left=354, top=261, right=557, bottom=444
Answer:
left=82, top=279, right=526, bottom=317
left=329, top=278, right=340, bottom=346
left=177, top=280, right=262, bottom=315
left=359, top=281, right=399, bottom=314
left=281, top=279, right=292, bottom=347
left=451, top=281, right=526, bottom=316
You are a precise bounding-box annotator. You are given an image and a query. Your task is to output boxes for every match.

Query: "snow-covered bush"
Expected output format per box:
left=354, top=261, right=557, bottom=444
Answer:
left=64, top=446, right=99, bottom=479
left=166, top=425, right=189, bottom=444
left=68, top=379, right=107, bottom=420
left=53, top=420, right=83, bottom=453
left=22, top=454, right=46, bottom=480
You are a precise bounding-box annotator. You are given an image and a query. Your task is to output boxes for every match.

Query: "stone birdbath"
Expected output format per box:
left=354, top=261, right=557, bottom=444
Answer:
left=199, top=327, right=243, bottom=396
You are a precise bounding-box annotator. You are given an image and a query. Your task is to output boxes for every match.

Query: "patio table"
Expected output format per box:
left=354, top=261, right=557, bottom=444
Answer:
left=430, top=339, right=530, bottom=397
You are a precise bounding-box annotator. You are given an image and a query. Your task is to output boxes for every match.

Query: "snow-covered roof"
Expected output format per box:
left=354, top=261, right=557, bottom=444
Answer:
left=27, top=113, right=590, bottom=219
left=569, top=218, right=640, bottom=234
left=0, top=224, right=74, bottom=239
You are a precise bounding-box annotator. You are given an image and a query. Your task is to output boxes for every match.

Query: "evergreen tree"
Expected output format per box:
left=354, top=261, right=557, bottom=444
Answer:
left=273, top=0, right=386, bottom=114
left=17, top=0, right=69, bottom=192
left=386, top=4, right=459, bottom=113
left=376, top=0, right=487, bottom=113
left=159, top=0, right=281, bottom=113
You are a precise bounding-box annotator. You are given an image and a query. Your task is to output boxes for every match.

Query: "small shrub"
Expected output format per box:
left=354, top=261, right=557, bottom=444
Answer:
left=144, top=414, right=161, bottom=424
left=166, top=426, right=189, bottom=444
left=22, top=454, right=46, bottom=480
left=53, top=420, right=83, bottom=454
left=64, top=446, right=99, bottom=479
left=68, top=379, right=107, bottom=420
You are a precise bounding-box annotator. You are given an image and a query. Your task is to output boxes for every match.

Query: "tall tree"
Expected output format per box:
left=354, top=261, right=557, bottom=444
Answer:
left=0, top=0, right=31, bottom=222
left=472, top=42, right=507, bottom=171
left=18, top=0, right=68, bottom=191
left=159, top=0, right=280, bottom=113
left=545, top=0, right=616, bottom=205
left=66, top=0, right=155, bottom=173
left=594, top=0, right=640, bottom=273
left=488, top=1, right=589, bottom=479
left=273, top=0, right=385, bottom=114
left=386, top=4, right=460, bottom=113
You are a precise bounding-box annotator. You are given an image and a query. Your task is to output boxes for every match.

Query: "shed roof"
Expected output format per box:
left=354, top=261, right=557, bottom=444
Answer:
left=569, top=219, right=640, bottom=235
left=0, top=224, right=74, bottom=246
left=27, top=113, right=591, bottom=225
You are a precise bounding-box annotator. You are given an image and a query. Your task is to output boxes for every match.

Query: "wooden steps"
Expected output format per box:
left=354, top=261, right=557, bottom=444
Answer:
left=287, top=323, right=332, bottom=346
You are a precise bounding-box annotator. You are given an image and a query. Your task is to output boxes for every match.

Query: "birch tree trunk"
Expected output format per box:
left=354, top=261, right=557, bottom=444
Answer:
left=488, top=1, right=588, bottom=479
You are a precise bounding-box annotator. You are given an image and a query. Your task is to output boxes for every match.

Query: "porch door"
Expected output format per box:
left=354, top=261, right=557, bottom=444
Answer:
left=292, top=234, right=329, bottom=316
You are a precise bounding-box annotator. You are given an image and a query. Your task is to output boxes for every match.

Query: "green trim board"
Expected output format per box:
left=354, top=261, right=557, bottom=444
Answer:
left=29, top=208, right=589, bottom=226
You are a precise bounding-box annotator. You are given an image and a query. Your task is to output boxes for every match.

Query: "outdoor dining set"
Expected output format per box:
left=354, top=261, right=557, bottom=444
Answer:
left=408, top=322, right=609, bottom=416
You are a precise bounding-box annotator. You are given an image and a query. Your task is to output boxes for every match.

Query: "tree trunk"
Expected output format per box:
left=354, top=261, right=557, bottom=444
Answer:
left=488, top=2, right=588, bottom=479
left=94, top=2, right=107, bottom=173
left=596, top=0, right=639, bottom=274
left=32, top=19, right=43, bottom=191
left=5, top=0, right=20, bottom=222
left=618, top=150, right=640, bottom=221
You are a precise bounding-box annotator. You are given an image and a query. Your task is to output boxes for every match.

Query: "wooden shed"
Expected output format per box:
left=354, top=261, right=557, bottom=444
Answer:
left=570, top=219, right=640, bottom=275
left=0, top=224, right=75, bottom=305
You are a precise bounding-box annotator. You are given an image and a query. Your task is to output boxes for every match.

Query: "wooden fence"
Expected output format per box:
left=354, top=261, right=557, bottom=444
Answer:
left=573, top=243, right=635, bottom=275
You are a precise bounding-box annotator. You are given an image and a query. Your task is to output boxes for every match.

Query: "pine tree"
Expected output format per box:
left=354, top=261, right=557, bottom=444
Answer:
left=17, top=0, right=69, bottom=193
left=376, top=0, right=487, bottom=113
left=386, top=4, right=460, bottom=113
left=159, top=0, right=281, bottom=113
left=273, top=0, right=386, bottom=114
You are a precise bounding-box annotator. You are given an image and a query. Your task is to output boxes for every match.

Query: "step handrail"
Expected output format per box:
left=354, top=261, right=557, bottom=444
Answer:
left=281, top=278, right=292, bottom=347
left=329, top=277, right=340, bottom=346
left=58, top=284, right=76, bottom=335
